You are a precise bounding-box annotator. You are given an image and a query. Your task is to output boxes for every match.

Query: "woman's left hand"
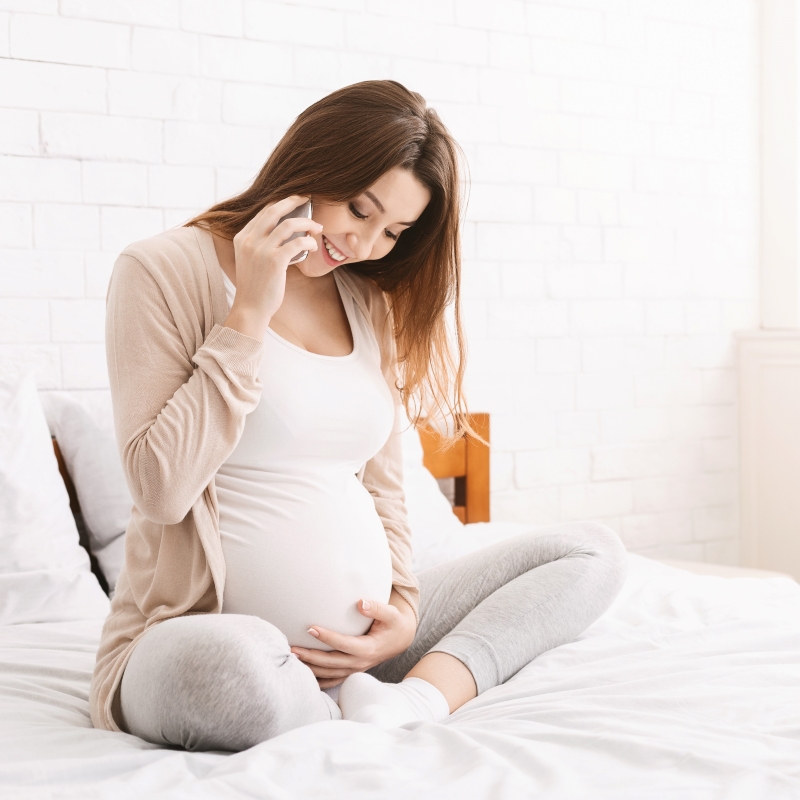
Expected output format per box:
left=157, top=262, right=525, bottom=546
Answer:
left=290, top=589, right=417, bottom=689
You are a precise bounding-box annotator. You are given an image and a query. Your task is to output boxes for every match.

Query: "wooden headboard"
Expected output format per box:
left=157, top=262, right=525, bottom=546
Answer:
left=417, top=413, right=490, bottom=523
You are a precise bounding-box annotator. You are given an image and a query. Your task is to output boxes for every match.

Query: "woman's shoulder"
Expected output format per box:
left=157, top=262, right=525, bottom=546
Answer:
left=117, top=226, right=206, bottom=278
left=110, top=226, right=220, bottom=316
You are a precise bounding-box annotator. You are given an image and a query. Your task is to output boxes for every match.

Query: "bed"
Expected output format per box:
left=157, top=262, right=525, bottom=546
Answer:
left=1, top=376, right=799, bottom=799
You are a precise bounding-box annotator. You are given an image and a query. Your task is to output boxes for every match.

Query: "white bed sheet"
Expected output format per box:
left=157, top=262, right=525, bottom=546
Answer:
left=1, top=538, right=799, bottom=800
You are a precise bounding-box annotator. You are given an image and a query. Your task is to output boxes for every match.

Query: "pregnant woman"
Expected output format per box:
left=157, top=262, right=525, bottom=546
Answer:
left=89, top=80, right=627, bottom=752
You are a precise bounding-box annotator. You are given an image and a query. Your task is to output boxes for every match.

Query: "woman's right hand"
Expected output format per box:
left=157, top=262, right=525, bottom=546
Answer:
left=224, top=195, right=322, bottom=340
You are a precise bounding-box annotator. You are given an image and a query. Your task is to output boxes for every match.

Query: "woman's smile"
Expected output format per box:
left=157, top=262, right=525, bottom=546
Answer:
left=321, top=234, right=348, bottom=265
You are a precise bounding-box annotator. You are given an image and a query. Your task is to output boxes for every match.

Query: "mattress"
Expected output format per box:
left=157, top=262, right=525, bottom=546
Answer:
left=1, top=546, right=799, bottom=799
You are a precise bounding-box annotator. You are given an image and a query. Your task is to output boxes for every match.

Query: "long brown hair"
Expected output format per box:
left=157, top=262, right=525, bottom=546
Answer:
left=186, top=80, right=470, bottom=437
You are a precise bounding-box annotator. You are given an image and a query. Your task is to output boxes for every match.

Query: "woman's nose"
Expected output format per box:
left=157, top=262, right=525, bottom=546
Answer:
left=346, top=232, right=374, bottom=261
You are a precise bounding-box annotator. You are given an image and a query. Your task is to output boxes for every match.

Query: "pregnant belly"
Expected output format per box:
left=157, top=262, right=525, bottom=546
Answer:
left=217, top=469, right=393, bottom=650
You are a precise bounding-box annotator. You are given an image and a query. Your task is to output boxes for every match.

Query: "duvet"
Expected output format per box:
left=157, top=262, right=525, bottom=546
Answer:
left=1, top=537, right=799, bottom=800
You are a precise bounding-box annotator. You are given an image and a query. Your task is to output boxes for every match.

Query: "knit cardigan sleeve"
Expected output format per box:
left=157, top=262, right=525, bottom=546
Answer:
left=354, top=276, right=421, bottom=621
left=106, top=250, right=264, bottom=527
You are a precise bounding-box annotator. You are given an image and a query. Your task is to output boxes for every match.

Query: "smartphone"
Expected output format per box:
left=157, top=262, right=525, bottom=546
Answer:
left=278, top=200, right=313, bottom=264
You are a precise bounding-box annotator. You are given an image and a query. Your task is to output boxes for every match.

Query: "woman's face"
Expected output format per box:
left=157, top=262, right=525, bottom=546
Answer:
left=296, top=166, right=431, bottom=279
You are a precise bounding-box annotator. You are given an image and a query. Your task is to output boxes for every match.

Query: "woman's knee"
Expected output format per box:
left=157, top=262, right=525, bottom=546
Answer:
left=566, top=521, right=629, bottom=596
left=583, top=520, right=627, bottom=562
left=203, top=615, right=330, bottom=740
left=161, top=614, right=308, bottom=713
left=516, top=521, right=628, bottom=595
left=129, top=614, right=291, bottom=685
left=120, top=613, right=320, bottom=750
left=514, top=520, right=624, bottom=557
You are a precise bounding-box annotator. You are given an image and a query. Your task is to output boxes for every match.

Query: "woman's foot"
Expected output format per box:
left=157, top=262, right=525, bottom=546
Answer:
left=338, top=673, right=449, bottom=728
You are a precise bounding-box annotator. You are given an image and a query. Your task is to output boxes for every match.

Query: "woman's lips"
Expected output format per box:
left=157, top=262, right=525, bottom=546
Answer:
left=321, top=234, right=348, bottom=265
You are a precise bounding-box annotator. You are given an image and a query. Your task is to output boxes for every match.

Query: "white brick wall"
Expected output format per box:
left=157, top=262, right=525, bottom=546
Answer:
left=0, top=0, right=759, bottom=564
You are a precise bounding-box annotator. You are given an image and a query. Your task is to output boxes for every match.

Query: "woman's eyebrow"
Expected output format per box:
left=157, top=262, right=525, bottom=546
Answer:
left=363, top=190, right=417, bottom=227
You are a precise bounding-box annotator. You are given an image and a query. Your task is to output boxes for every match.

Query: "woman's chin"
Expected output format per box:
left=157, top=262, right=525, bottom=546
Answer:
left=295, top=250, right=340, bottom=279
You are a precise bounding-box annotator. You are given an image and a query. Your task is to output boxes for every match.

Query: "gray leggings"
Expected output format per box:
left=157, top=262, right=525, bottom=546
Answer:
left=118, top=523, right=627, bottom=752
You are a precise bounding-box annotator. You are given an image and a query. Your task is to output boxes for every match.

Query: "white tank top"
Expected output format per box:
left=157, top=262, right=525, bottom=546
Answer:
left=216, top=269, right=395, bottom=650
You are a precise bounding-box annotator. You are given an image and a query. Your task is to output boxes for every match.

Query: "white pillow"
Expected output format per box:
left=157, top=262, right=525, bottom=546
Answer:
left=400, top=423, right=540, bottom=570
left=40, top=390, right=131, bottom=595
left=0, top=372, right=109, bottom=624
left=399, top=423, right=467, bottom=573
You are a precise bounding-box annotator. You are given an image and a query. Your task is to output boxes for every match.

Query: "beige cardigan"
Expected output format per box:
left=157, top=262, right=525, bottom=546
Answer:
left=89, top=225, right=420, bottom=732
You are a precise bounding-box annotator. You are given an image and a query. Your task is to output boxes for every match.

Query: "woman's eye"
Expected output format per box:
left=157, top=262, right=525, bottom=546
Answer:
left=348, top=201, right=397, bottom=241
left=348, top=202, right=367, bottom=220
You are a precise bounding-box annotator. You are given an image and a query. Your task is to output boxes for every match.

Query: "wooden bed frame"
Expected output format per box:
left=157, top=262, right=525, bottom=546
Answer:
left=417, top=413, right=490, bottom=523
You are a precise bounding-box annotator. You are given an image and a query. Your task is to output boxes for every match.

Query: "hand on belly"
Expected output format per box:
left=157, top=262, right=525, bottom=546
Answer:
left=290, top=591, right=418, bottom=689
left=220, top=474, right=396, bottom=650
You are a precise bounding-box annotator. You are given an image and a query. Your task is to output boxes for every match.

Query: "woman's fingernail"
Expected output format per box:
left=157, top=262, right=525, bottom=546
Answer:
left=307, top=627, right=319, bottom=638
left=362, top=600, right=371, bottom=611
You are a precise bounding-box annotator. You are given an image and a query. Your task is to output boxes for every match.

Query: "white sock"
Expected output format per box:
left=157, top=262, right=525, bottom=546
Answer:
left=338, top=673, right=450, bottom=728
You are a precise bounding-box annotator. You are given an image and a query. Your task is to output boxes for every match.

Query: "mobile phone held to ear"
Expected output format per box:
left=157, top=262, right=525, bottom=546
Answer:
left=278, top=200, right=313, bottom=264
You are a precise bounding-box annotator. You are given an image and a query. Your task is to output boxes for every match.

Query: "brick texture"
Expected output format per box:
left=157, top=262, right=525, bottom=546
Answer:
left=0, top=0, right=758, bottom=562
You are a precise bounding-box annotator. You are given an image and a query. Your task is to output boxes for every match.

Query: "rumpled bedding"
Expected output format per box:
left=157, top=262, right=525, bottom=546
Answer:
left=1, top=548, right=798, bottom=799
